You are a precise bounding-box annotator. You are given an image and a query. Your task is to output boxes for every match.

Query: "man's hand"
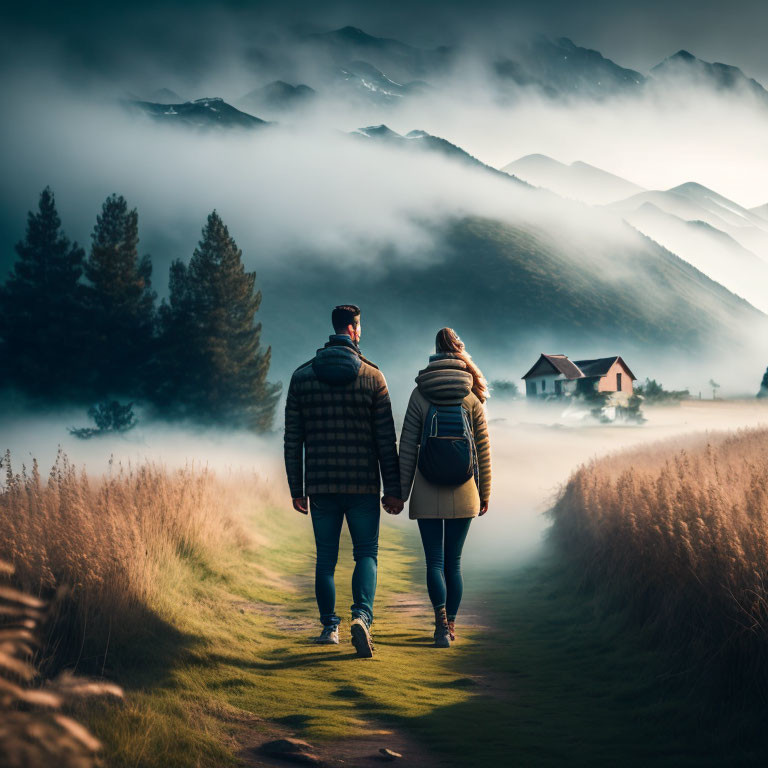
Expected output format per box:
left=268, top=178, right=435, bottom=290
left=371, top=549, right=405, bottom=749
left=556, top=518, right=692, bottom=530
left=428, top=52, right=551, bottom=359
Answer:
left=382, top=495, right=404, bottom=515
left=292, top=497, right=309, bottom=515
left=479, top=500, right=489, bottom=516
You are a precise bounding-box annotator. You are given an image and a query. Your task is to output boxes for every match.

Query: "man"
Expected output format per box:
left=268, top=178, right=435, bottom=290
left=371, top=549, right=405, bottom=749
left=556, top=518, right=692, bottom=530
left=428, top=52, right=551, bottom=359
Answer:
left=284, top=304, right=403, bottom=658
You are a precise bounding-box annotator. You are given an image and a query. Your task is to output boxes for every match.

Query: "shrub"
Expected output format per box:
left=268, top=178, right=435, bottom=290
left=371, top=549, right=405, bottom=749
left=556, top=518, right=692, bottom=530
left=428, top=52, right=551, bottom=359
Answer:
left=68, top=400, right=138, bottom=439
left=490, top=379, right=519, bottom=399
left=634, top=377, right=689, bottom=404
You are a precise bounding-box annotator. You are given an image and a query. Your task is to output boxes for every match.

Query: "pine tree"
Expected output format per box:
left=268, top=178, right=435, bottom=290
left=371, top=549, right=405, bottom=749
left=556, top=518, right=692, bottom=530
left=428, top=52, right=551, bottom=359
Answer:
left=759, top=367, right=768, bottom=398
left=155, top=211, right=280, bottom=431
left=82, top=194, right=156, bottom=397
left=0, top=187, right=87, bottom=399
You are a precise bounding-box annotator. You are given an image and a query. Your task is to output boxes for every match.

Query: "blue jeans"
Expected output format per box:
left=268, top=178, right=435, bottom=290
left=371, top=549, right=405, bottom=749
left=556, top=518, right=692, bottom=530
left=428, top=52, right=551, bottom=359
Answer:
left=309, top=493, right=380, bottom=628
left=417, top=518, right=472, bottom=620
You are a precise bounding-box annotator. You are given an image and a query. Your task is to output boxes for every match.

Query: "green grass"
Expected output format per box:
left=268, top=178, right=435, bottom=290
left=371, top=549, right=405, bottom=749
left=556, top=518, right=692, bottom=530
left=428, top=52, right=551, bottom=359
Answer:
left=414, top=557, right=768, bottom=767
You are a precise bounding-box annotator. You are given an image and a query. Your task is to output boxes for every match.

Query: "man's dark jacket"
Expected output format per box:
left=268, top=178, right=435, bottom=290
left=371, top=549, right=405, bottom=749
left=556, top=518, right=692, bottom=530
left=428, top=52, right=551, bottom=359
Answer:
left=284, top=335, right=400, bottom=499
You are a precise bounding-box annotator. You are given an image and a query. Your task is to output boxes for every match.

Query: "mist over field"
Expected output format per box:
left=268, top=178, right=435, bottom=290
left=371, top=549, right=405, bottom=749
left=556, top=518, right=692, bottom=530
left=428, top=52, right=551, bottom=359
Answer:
left=4, top=396, right=768, bottom=571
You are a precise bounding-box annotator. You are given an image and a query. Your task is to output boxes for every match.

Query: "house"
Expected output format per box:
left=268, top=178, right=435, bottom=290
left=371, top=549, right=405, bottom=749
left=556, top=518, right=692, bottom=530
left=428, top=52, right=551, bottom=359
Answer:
left=522, top=353, right=637, bottom=399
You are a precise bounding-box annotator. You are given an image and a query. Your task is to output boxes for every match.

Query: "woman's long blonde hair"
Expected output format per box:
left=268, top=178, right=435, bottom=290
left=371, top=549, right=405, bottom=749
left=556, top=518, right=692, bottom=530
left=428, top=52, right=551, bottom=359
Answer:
left=435, top=327, right=488, bottom=403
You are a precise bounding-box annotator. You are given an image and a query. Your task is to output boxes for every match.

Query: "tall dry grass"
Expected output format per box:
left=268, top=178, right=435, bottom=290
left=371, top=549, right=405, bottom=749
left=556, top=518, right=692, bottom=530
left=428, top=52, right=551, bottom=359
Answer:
left=0, top=448, right=272, bottom=672
left=0, top=558, right=123, bottom=767
left=549, top=426, right=768, bottom=695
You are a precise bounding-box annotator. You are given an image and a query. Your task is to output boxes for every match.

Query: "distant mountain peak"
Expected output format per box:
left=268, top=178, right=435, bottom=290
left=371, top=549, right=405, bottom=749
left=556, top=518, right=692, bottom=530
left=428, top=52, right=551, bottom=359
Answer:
left=668, top=181, right=714, bottom=194
left=356, top=124, right=401, bottom=138
left=651, top=51, right=768, bottom=102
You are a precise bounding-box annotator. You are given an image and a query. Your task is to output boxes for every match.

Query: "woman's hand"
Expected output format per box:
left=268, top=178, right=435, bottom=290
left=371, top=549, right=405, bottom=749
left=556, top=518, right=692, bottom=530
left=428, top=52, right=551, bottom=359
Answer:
left=479, top=500, right=489, bottom=516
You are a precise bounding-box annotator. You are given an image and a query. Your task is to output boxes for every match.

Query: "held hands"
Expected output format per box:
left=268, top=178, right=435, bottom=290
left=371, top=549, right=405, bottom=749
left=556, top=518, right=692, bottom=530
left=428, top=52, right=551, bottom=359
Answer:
left=382, top=495, right=404, bottom=515
left=293, top=496, right=405, bottom=515
left=479, top=500, right=489, bottom=516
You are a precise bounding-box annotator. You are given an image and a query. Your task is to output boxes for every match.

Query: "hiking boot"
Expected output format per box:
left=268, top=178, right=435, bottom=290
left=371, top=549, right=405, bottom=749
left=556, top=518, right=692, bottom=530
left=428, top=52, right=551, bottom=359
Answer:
left=434, top=607, right=450, bottom=648
left=313, top=626, right=339, bottom=645
left=447, top=619, right=456, bottom=642
left=350, top=617, right=374, bottom=658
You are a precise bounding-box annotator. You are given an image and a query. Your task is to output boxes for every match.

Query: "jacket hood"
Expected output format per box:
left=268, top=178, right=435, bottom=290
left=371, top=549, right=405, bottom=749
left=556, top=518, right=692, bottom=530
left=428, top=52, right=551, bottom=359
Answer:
left=312, top=335, right=362, bottom=385
left=415, top=354, right=473, bottom=404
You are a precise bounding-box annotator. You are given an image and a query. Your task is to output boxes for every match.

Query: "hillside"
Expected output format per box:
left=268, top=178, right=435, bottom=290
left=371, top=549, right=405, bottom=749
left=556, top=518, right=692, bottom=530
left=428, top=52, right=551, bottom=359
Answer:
left=501, top=154, right=644, bottom=204
left=610, top=183, right=768, bottom=262
left=126, top=97, right=269, bottom=130
left=260, top=214, right=765, bottom=377
left=353, top=125, right=529, bottom=186
left=650, top=50, right=768, bottom=105
left=495, top=36, right=646, bottom=99
left=622, top=202, right=768, bottom=312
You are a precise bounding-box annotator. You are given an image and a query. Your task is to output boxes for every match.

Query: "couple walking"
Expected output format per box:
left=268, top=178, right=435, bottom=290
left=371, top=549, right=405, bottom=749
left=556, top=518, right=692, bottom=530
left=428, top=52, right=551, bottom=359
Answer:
left=283, top=304, right=491, bottom=657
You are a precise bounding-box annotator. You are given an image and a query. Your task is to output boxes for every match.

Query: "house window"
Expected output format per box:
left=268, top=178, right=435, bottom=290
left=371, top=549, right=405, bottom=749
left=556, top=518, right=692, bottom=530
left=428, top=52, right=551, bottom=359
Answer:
left=541, top=380, right=546, bottom=392
left=616, top=372, right=622, bottom=391
left=555, top=380, right=562, bottom=395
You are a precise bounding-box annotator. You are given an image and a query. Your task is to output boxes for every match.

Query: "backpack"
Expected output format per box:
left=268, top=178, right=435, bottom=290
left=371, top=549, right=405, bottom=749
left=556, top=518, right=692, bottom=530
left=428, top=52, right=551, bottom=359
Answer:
left=417, top=403, right=478, bottom=486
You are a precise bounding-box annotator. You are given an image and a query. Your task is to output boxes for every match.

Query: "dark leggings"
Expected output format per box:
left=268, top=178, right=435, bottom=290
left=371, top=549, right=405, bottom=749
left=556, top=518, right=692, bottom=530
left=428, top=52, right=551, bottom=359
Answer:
left=417, top=517, right=472, bottom=620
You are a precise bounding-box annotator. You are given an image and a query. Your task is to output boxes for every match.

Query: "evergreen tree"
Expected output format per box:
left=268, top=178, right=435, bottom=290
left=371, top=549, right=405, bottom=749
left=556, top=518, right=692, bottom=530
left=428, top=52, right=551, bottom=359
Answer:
left=759, top=367, right=768, bottom=398
left=155, top=211, right=280, bottom=431
left=82, top=194, right=156, bottom=397
left=0, top=187, right=87, bottom=399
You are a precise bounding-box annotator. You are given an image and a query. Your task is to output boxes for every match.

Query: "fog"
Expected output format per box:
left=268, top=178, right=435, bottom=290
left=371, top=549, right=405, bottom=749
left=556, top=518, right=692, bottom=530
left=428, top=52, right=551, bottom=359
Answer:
left=4, top=399, right=768, bottom=567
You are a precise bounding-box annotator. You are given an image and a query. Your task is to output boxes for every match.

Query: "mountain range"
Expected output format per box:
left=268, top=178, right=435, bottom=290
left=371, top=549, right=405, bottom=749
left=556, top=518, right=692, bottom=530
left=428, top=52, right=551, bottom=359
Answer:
left=502, top=153, right=768, bottom=312
left=126, top=96, right=268, bottom=130
left=293, top=27, right=768, bottom=104
left=133, top=25, right=768, bottom=115
left=501, top=154, right=643, bottom=205
left=113, top=26, right=768, bottom=368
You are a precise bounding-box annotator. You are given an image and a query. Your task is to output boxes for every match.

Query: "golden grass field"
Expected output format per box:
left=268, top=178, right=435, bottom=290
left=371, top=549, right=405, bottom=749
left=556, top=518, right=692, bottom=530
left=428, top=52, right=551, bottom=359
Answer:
left=549, top=425, right=768, bottom=695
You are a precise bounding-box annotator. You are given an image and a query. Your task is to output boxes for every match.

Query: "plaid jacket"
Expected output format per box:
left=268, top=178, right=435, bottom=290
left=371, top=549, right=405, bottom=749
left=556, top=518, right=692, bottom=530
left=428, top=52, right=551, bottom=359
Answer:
left=283, top=335, right=400, bottom=498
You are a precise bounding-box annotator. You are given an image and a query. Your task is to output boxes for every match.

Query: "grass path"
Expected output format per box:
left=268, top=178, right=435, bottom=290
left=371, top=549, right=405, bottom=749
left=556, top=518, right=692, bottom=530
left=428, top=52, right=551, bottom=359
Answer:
left=84, top=501, right=493, bottom=767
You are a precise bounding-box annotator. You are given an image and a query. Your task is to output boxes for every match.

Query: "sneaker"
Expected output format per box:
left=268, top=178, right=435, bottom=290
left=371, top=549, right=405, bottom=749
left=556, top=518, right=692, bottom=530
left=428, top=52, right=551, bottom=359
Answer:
left=313, top=626, right=339, bottom=645
left=434, top=607, right=450, bottom=648
left=447, top=620, right=456, bottom=642
left=350, top=617, right=374, bottom=658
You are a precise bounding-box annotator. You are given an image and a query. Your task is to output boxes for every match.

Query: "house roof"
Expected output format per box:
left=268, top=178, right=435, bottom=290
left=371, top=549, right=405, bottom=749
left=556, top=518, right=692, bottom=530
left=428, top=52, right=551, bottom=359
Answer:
left=522, top=353, right=584, bottom=380
left=573, top=356, right=637, bottom=380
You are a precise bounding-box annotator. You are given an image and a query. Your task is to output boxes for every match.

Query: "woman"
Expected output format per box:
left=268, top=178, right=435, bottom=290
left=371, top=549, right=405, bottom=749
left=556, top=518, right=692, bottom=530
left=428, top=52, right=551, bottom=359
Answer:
left=398, top=328, right=491, bottom=647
